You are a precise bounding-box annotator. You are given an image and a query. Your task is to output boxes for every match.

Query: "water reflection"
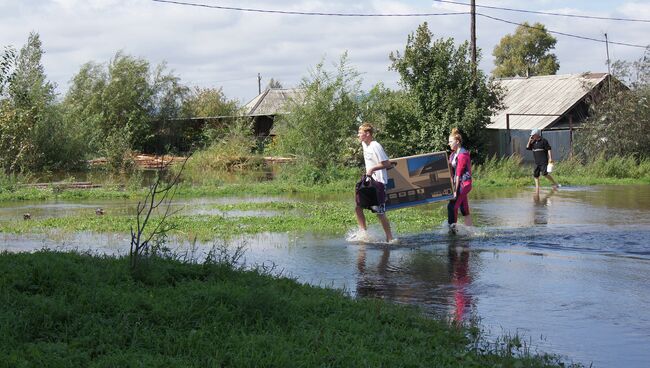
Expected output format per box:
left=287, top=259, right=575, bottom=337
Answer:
left=354, top=236, right=476, bottom=324
left=448, top=239, right=472, bottom=323
left=356, top=245, right=393, bottom=298
left=532, top=189, right=555, bottom=225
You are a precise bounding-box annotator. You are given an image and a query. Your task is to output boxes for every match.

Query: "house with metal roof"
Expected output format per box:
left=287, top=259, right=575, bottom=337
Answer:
left=485, top=73, right=611, bottom=162
left=244, top=88, right=304, bottom=137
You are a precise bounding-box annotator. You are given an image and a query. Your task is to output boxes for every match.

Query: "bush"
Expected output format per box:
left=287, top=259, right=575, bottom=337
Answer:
left=179, top=119, right=264, bottom=185
left=274, top=161, right=359, bottom=185
left=472, top=154, right=528, bottom=180
left=582, top=154, right=650, bottom=179
left=270, top=53, right=361, bottom=173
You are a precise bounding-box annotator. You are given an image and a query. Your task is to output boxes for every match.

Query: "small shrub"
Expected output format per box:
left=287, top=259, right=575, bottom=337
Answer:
left=179, top=119, right=263, bottom=185
left=473, top=154, right=527, bottom=180
left=274, top=161, right=358, bottom=185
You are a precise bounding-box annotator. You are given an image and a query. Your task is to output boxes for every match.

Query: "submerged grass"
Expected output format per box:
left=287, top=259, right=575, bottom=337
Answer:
left=1, top=201, right=447, bottom=240
left=0, top=251, right=576, bottom=367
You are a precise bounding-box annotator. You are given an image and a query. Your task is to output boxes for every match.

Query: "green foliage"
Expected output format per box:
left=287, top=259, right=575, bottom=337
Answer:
left=390, top=23, right=503, bottom=161
left=473, top=154, right=528, bottom=180
left=179, top=118, right=263, bottom=185
left=0, top=45, right=16, bottom=96
left=358, top=83, right=419, bottom=158
left=180, top=86, right=239, bottom=118
left=60, top=61, right=106, bottom=154
left=0, top=33, right=85, bottom=173
left=271, top=53, right=361, bottom=171
left=471, top=154, right=650, bottom=187
left=492, top=22, right=560, bottom=78
left=101, top=129, right=135, bottom=171
left=576, top=48, right=650, bottom=160
left=63, top=51, right=189, bottom=164
left=556, top=154, right=650, bottom=180
left=274, top=162, right=359, bottom=185
left=0, top=172, right=30, bottom=193
left=172, top=87, right=243, bottom=153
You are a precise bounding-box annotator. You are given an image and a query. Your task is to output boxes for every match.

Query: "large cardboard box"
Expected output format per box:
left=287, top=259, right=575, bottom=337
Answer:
left=385, top=151, right=454, bottom=210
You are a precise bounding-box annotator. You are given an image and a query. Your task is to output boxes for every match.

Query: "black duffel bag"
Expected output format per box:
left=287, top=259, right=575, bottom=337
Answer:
left=355, top=174, right=379, bottom=209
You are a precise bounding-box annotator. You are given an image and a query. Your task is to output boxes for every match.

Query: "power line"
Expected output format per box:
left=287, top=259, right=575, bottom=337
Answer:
left=478, top=13, right=648, bottom=49
left=151, top=0, right=469, bottom=17
left=434, top=0, right=650, bottom=23
left=151, top=0, right=647, bottom=49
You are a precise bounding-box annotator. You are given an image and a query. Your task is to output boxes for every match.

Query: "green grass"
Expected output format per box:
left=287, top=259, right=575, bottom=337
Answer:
left=2, top=155, right=649, bottom=202
left=473, top=155, right=650, bottom=187
left=0, top=251, right=575, bottom=367
left=0, top=179, right=358, bottom=202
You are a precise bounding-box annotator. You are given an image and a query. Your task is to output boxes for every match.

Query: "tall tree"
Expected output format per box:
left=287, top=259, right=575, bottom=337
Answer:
left=0, top=46, right=16, bottom=97
left=357, top=83, right=418, bottom=159
left=390, top=22, right=503, bottom=159
left=272, top=53, right=361, bottom=173
left=492, top=22, right=559, bottom=78
left=64, top=52, right=188, bottom=165
left=0, top=32, right=72, bottom=172
left=577, top=47, right=650, bottom=159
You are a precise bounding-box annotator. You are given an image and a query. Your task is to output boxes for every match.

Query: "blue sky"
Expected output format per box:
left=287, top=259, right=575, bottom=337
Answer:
left=1, top=0, right=648, bottom=104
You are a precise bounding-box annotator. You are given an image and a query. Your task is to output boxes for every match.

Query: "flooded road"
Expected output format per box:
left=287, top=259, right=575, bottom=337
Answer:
left=1, top=185, right=650, bottom=367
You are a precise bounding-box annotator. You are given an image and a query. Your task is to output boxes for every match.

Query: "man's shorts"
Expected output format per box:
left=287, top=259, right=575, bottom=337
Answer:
left=533, top=164, right=548, bottom=178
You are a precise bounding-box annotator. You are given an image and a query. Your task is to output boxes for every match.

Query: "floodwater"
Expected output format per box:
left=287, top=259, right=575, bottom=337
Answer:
left=1, top=185, right=650, bottom=367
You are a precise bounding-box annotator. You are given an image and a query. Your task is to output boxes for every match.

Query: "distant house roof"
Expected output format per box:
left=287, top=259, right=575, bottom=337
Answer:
left=244, top=88, right=305, bottom=117
left=488, top=73, right=609, bottom=130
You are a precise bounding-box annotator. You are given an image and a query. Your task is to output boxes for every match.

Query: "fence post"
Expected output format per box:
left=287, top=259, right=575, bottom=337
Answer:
left=569, top=115, right=573, bottom=159
left=506, top=113, right=511, bottom=156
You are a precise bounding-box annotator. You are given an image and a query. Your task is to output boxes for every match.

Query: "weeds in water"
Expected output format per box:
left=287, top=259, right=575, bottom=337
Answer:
left=1, top=201, right=448, bottom=240
left=204, top=240, right=247, bottom=269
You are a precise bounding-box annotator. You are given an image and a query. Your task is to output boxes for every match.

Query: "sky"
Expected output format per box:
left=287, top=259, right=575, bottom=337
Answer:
left=1, top=0, right=648, bottom=105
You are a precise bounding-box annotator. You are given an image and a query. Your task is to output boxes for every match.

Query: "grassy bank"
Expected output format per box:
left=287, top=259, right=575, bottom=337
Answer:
left=0, top=179, right=357, bottom=203
left=0, top=251, right=573, bottom=367
left=2, top=155, right=650, bottom=203
left=473, top=155, right=650, bottom=188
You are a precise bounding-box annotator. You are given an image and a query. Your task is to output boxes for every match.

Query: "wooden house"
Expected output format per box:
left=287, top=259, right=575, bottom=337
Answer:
left=486, top=73, right=612, bottom=162
left=244, top=88, right=304, bottom=137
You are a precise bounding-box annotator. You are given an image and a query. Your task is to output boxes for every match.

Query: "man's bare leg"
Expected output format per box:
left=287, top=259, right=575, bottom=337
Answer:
left=377, top=214, right=393, bottom=242
left=545, top=174, right=559, bottom=189
left=355, top=206, right=367, bottom=231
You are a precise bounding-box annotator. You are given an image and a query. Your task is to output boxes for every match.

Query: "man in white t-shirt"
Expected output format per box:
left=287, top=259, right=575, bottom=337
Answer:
left=355, top=123, right=394, bottom=243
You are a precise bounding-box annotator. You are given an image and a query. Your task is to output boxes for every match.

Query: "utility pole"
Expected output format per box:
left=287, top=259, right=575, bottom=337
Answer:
left=604, top=33, right=612, bottom=94
left=470, top=0, right=477, bottom=82
left=257, top=73, right=262, bottom=95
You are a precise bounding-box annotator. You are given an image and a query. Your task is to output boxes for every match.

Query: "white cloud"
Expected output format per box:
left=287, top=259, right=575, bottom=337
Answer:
left=1, top=0, right=647, bottom=103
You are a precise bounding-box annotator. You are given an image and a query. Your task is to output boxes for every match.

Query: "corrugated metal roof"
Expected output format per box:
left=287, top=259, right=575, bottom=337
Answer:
left=244, top=88, right=305, bottom=116
left=488, top=73, right=608, bottom=130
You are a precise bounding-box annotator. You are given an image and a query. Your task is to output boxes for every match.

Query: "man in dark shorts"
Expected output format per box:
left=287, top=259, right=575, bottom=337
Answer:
left=526, top=128, right=559, bottom=194
left=355, top=123, right=394, bottom=243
